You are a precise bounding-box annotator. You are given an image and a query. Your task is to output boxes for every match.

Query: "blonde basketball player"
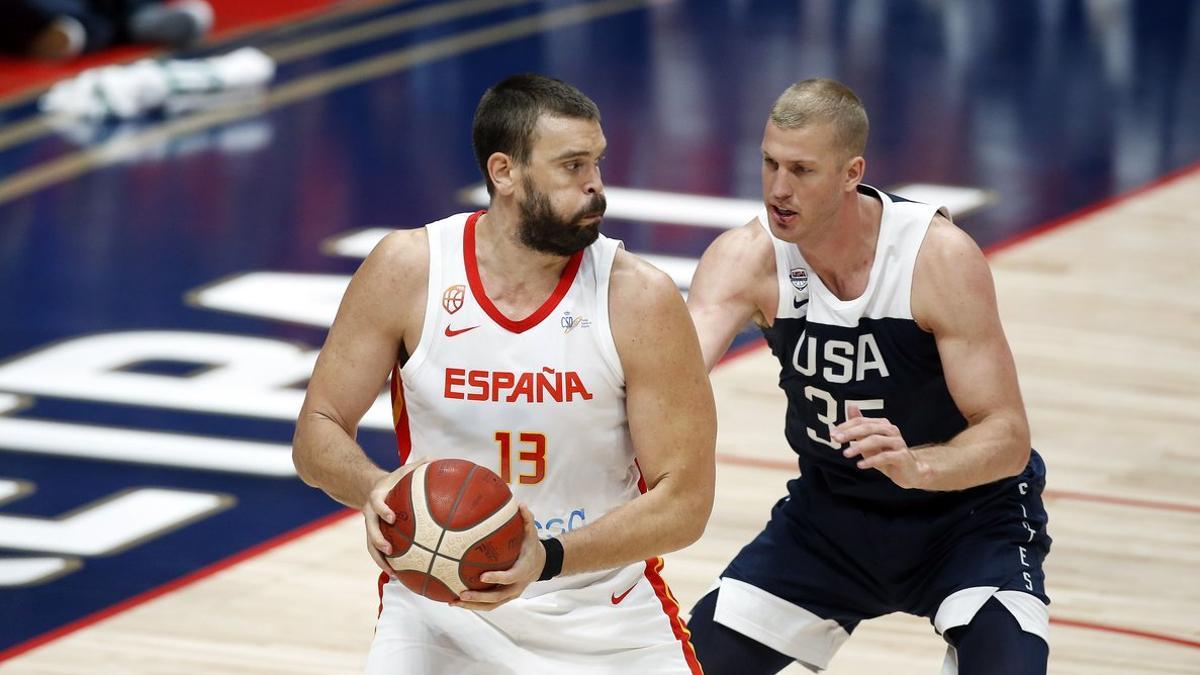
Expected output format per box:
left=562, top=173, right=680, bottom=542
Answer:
left=293, top=74, right=715, bottom=674
left=683, top=79, right=1050, bottom=675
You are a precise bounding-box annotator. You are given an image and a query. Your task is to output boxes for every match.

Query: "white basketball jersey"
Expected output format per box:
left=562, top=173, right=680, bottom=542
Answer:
left=370, top=211, right=709, bottom=674
left=392, top=210, right=639, bottom=596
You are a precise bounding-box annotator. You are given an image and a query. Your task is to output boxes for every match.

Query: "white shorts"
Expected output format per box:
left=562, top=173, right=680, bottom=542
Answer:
left=366, top=558, right=701, bottom=674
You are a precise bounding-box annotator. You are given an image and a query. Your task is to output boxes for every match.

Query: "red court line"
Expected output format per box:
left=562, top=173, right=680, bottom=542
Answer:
left=0, top=508, right=358, bottom=664
left=716, top=452, right=793, bottom=471
left=206, top=0, right=350, bottom=33
left=0, top=0, right=346, bottom=101
left=1042, top=489, right=1200, bottom=515
left=1051, top=617, right=1200, bottom=650
left=983, top=159, right=1200, bottom=256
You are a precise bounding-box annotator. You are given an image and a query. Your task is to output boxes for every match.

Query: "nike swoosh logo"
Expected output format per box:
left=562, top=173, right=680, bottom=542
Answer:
left=611, top=581, right=638, bottom=605
left=793, top=297, right=808, bottom=309
left=444, top=325, right=479, bottom=337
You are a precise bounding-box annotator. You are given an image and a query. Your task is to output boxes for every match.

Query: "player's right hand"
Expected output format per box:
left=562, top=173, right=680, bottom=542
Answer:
left=363, top=456, right=430, bottom=578
left=452, top=503, right=544, bottom=611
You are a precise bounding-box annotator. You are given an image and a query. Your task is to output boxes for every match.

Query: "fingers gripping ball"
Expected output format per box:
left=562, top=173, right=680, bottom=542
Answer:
left=380, top=459, right=525, bottom=602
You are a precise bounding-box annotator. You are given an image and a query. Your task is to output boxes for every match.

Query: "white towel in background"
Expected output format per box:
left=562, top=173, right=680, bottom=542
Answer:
left=39, top=47, right=276, bottom=120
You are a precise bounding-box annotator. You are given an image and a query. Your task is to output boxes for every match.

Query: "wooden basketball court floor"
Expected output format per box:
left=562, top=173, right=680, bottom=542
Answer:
left=1, top=1, right=1197, bottom=672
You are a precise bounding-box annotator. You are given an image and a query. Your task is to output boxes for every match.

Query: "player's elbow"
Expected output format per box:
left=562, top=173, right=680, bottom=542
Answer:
left=647, top=472, right=713, bottom=550
left=1001, top=418, right=1032, bottom=477
left=1004, top=444, right=1031, bottom=478
left=675, top=473, right=716, bottom=548
left=291, top=411, right=332, bottom=488
left=291, top=429, right=318, bottom=487
left=667, top=503, right=710, bottom=552
left=292, top=456, right=318, bottom=489
left=683, top=495, right=714, bottom=547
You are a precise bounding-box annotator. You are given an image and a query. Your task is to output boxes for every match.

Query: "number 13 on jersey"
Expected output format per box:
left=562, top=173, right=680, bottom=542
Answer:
left=494, top=431, right=546, bottom=485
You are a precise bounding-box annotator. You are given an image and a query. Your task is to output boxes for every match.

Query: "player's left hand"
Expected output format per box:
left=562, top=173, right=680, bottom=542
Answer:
left=451, top=503, right=545, bottom=611
left=364, top=456, right=432, bottom=579
left=834, top=405, right=930, bottom=489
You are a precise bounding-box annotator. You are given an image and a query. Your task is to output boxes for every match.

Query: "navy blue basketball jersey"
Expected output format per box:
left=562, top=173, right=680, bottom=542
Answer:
left=761, top=185, right=1008, bottom=508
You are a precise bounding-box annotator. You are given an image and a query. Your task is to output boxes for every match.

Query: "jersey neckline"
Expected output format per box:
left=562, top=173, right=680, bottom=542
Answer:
left=463, top=210, right=584, bottom=334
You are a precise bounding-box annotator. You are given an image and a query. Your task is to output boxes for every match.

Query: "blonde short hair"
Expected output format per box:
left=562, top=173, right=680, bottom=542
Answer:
left=770, top=78, right=868, bottom=158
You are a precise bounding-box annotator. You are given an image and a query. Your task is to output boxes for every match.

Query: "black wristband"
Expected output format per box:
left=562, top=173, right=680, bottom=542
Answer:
left=537, top=537, right=564, bottom=581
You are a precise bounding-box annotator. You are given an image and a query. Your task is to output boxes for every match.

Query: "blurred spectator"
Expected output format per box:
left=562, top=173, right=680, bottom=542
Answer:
left=0, top=0, right=213, bottom=60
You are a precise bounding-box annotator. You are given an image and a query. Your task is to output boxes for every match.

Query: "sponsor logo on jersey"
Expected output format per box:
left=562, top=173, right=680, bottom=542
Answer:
left=611, top=580, right=638, bottom=605
left=442, top=284, right=466, bottom=314
left=789, top=267, right=809, bottom=292
left=560, top=310, right=590, bottom=333
left=444, top=324, right=478, bottom=337
left=444, top=366, right=594, bottom=403
left=535, top=506, right=588, bottom=535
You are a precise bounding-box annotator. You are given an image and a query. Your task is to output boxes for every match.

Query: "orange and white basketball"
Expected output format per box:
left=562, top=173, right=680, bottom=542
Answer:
left=379, top=459, right=525, bottom=602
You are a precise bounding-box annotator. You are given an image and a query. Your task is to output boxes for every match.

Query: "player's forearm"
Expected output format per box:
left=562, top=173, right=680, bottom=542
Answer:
left=555, top=475, right=710, bottom=576
left=292, top=411, right=387, bottom=509
left=912, top=414, right=1030, bottom=491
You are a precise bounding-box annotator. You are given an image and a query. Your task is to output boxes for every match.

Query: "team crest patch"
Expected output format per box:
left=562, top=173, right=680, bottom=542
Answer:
left=789, top=267, right=809, bottom=292
left=442, top=284, right=465, bottom=314
left=561, top=310, right=590, bottom=333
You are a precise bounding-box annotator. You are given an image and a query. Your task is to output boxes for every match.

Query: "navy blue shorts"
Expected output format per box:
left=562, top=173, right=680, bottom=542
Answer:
left=707, top=452, right=1051, bottom=670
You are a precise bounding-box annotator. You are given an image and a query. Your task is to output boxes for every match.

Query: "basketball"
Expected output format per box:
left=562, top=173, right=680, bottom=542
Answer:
left=379, top=459, right=525, bottom=602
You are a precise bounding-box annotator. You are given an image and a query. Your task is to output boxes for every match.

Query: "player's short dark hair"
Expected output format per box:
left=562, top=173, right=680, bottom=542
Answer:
left=472, top=74, right=601, bottom=196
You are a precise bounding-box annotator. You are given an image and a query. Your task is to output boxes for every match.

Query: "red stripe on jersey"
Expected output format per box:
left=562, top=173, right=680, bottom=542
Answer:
left=390, top=365, right=412, bottom=464
left=635, top=458, right=648, bottom=493
left=644, top=557, right=704, bottom=674
left=376, top=571, right=389, bottom=621
left=463, top=210, right=584, bottom=334
left=635, top=460, right=702, bottom=673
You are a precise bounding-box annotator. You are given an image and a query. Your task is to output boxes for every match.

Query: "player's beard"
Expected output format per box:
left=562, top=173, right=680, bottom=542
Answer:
left=517, top=176, right=605, bottom=256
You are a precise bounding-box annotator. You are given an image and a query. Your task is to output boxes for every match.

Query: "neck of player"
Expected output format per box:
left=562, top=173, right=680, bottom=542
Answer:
left=475, top=207, right=574, bottom=312
left=798, top=190, right=882, bottom=301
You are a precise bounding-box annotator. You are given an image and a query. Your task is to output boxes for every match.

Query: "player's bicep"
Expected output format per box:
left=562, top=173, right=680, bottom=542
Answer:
left=613, top=264, right=716, bottom=499
left=935, top=310, right=1023, bottom=426
left=302, top=232, right=422, bottom=432
left=918, top=227, right=1026, bottom=427
left=686, top=222, right=772, bottom=370
left=304, top=291, right=394, bottom=432
left=687, top=255, right=751, bottom=370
